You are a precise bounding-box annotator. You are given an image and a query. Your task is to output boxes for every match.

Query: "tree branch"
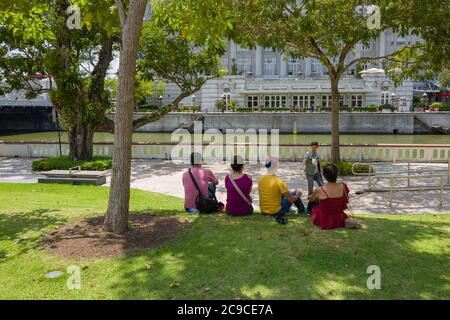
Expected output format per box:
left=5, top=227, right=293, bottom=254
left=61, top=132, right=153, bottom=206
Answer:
left=131, top=90, right=194, bottom=131
left=115, top=0, right=126, bottom=30
left=344, top=44, right=425, bottom=73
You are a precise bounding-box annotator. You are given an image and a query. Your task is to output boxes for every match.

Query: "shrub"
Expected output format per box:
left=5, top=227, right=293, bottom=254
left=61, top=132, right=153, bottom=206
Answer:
left=321, top=161, right=374, bottom=177
left=215, top=99, right=225, bottom=111
left=260, top=107, right=290, bottom=112
left=179, top=105, right=202, bottom=112
left=138, top=105, right=160, bottom=112
left=32, top=156, right=112, bottom=172
left=236, top=107, right=254, bottom=112
left=379, top=104, right=398, bottom=111
left=439, top=103, right=450, bottom=111
left=431, top=102, right=450, bottom=111
left=353, top=106, right=379, bottom=112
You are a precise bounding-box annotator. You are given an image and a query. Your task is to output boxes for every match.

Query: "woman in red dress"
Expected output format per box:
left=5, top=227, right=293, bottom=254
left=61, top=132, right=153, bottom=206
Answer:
left=308, top=164, right=362, bottom=230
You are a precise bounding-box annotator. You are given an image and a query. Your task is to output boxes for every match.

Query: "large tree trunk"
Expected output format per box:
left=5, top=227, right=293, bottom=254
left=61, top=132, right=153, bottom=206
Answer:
left=330, top=76, right=341, bottom=163
left=68, top=122, right=95, bottom=161
left=104, top=0, right=148, bottom=234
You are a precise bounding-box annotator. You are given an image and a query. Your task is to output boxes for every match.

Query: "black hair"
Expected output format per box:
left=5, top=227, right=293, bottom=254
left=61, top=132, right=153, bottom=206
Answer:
left=190, top=152, right=202, bottom=166
left=231, top=155, right=244, bottom=172
left=311, top=141, right=319, bottom=147
left=323, top=164, right=338, bottom=183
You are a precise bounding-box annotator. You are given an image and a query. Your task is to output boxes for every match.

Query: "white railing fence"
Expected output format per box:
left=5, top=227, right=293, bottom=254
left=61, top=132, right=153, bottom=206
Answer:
left=0, top=142, right=449, bottom=163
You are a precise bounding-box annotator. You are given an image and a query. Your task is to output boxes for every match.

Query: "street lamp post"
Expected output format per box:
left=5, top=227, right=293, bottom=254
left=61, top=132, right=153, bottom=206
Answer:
left=221, top=93, right=227, bottom=113
left=192, top=94, right=196, bottom=112
left=158, top=95, right=163, bottom=109
left=422, top=93, right=429, bottom=110
left=391, top=93, right=397, bottom=111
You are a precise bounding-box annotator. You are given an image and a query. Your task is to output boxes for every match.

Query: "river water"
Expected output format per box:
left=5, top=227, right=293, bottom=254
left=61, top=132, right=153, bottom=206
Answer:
left=0, top=131, right=449, bottom=145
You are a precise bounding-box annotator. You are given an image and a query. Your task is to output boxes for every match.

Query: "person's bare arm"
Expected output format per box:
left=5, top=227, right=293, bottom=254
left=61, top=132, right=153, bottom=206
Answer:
left=308, top=188, right=320, bottom=202
left=209, top=172, right=219, bottom=185
left=283, top=190, right=302, bottom=204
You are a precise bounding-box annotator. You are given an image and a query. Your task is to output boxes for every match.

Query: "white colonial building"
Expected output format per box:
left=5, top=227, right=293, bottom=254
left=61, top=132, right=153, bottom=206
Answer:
left=160, top=30, right=436, bottom=112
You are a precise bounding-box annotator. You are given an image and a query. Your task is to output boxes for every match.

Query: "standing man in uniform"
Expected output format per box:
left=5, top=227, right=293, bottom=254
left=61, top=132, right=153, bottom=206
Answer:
left=304, top=141, right=324, bottom=214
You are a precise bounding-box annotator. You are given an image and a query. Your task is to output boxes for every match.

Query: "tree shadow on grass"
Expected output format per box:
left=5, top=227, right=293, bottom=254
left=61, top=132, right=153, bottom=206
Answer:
left=0, top=209, right=68, bottom=260
left=106, top=213, right=449, bottom=300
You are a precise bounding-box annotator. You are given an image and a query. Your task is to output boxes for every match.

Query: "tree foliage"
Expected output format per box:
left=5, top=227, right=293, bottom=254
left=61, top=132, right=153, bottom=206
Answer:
left=225, top=0, right=450, bottom=161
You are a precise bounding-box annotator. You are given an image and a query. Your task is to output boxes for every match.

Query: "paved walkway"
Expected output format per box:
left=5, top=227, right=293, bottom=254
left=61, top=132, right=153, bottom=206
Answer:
left=1, top=157, right=449, bottom=214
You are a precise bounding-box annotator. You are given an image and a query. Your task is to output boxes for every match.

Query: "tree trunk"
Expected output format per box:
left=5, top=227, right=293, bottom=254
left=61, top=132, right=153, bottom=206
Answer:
left=68, top=122, right=94, bottom=161
left=104, top=0, right=148, bottom=234
left=330, top=76, right=341, bottom=163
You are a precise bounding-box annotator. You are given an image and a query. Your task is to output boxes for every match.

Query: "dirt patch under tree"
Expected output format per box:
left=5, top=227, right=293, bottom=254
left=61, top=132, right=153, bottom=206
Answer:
left=42, top=214, right=191, bottom=260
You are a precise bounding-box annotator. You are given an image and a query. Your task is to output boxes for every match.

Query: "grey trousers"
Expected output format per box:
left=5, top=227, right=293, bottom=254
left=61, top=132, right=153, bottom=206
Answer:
left=306, top=172, right=324, bottom=195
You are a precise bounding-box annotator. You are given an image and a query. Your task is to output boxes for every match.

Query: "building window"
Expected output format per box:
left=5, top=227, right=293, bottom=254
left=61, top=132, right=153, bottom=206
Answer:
left=292, top=95, right=303, bottom=108
left=381, top=92, right=390, bottom=105
left=264, top=56, right=276, bottom=76
left=292, top=95, right=316, bottom=109
left=311, top=60, right=320, bottom=75
left=264, top=95, right=287, bottom=107
left=321, top=95, right=333, bottom=108
left=351, top=95, right=363, bottom=107
left=247, top=96, right=259, bottom=108
left=396, top=36, right=407, bottom=45
left=237, top=56, right=251, bottom=74
left=340, top=95, right=345, bottom=106
left=360, top=43, right=372, bottom=51
left=287, top=58, right=301, bottom=76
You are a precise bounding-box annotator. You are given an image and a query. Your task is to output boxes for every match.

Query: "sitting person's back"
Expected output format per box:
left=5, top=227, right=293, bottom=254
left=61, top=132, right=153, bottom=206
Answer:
left=308, top=164, right=361, bottom=230
left=258, top=174, right=287, bottom=215
left=258, top=157, right=305, bottom=224
left=225, top=156, right=253, bottom=216
left=182, top=153, right=218, bottom=213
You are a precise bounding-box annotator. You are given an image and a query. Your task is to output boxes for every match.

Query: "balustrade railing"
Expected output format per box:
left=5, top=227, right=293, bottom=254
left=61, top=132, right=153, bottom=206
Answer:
left=0, top=142, right=449, bottom=163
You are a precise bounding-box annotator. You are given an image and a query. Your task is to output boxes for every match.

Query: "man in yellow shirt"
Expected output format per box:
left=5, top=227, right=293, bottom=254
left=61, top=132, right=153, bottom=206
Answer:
left=259, top=157, right=305, bottom=224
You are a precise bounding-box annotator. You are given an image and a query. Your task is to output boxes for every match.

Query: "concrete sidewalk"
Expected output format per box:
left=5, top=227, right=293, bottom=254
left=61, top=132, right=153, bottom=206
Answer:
left=1, top=157, right=449, bottom=214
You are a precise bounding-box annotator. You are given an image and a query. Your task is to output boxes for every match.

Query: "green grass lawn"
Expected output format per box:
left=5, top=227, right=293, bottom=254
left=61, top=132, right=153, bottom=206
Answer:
left=0, top=183, right=449, bottom=300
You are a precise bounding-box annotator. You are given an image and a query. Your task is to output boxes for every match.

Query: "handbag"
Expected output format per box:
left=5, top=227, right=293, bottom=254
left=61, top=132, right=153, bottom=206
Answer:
left=342, top=182, right=362, bottom=229
left=228, top=174, right=252, bottom=205
left=342, top=182, right=354, bottom=217
left=305, top=154, right=319, bottom=175
left=188, top=169, right=219, bottom=214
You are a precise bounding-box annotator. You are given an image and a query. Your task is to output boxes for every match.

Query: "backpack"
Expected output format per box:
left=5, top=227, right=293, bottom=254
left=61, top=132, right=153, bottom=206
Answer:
left=188, top=169, right=219, bottom=214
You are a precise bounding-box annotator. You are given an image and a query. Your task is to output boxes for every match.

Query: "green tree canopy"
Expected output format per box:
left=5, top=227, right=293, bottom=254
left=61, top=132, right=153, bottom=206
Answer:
left=224, top=0, right=450, bottom=161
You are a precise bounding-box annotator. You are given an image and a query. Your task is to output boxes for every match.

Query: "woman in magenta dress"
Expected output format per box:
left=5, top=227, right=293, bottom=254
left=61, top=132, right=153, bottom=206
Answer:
left=224, top=156, right=253, bottom=216
left=308, top=164, right=362, bottom=230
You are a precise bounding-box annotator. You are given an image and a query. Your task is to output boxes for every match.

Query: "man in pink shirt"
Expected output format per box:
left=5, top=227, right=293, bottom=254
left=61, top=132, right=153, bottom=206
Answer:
left=182, top=152, right=220, bottom=213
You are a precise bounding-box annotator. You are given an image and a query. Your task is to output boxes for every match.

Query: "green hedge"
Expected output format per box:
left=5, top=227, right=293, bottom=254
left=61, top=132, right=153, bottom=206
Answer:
left=237, top=107, right=255, bottom=112
left=179, top=105, right=202, bottom=112
left=431, top=102, right=450, bottom=111
left=32, top=156, right=112, bottom=172
left=321, top=161, right=374, bottom=176
left=320, top=106, right=352, bottom=112
left=353, top=106, right=379, bottom=112
left=379, top=104, right=399, bottom=111
left=138, top=105, right=160, bottom=112
left=237, top=107, right=291, bottom=112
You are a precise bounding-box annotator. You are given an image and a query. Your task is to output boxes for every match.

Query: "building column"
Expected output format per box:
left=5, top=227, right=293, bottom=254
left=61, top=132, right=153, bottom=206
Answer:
left=304, top=58, right=311, bottom=77
left=280, top=53, right=288, bottom=77
left=229, top=41, right=237, bottom=73
left=379, top=31, right=386, bottom=57
left=256, top=46, right=263, bottom=76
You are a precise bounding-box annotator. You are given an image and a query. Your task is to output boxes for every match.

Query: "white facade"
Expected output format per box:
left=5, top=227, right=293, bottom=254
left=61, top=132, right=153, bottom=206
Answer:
left=165, top=30, right=424, bottom=112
